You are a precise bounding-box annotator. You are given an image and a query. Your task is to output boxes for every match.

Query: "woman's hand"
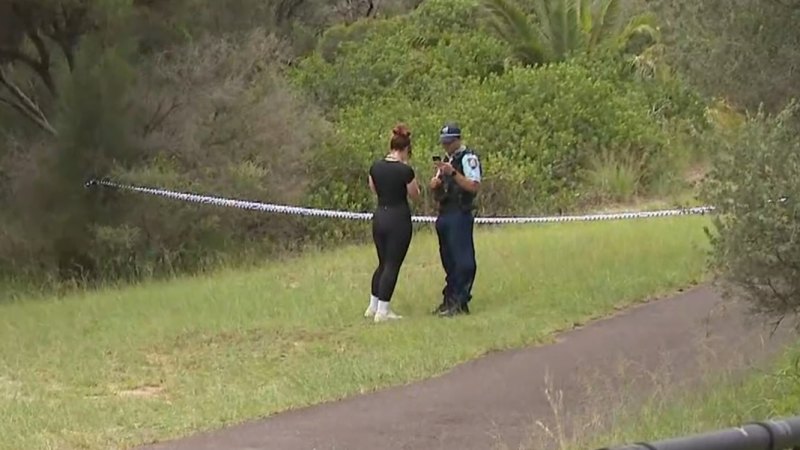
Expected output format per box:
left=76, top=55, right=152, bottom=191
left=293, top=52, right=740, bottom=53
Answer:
left=429, top=176, right=442, bottom=190
left=407, top=179, right=421, bottom=200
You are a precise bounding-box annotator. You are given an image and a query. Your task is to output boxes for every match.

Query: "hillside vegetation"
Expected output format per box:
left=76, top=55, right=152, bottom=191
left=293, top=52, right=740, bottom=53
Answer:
left=0, top=0, right=797, bottom=311
left=1, top=0, right=712, bottom=287
left=2, top=0, right=800, bottom=448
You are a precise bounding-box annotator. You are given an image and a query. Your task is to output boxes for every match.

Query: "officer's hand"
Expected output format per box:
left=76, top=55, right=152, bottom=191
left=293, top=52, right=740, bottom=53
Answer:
left=436, top=162, right=455, bottom=176
left=429, top=176, right=442, bottom=190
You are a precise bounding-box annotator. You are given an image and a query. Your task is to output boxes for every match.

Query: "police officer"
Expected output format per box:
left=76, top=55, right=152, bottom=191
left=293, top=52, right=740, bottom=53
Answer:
left=429, top=122, right=481, bottom=317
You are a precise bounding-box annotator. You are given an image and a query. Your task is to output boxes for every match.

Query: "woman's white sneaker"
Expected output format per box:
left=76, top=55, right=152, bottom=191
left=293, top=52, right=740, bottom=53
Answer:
left=374, top=300, right=402, bottom=322
left=364, top=295, right=380, bottom=317
left=374, top=310, right=403, bottom=322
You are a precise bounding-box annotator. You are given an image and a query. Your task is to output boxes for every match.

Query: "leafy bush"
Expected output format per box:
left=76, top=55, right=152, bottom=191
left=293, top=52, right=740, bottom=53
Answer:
left=1, top=33, right=142, bottom=281
left=702, top=102, right=800, bottom=324
left=0, top=31, right=332, bottom=283
left=290, top=0, right=508, bottom=110
left=103, top=32, right=331, bottom=279
left=306, top=59, right=689, bottom=218
left=645, top=0, right=800, bottom=113
left=290, top=0, right=709, bottom=229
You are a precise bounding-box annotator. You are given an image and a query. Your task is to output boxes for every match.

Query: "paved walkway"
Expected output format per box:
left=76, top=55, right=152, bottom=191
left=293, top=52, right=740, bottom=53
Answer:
left=140, top=287, right=793, bottom=450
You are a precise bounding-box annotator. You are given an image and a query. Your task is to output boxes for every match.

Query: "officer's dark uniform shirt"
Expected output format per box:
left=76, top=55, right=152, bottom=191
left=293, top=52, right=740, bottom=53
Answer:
left=436, top=145, right=482, bottom=212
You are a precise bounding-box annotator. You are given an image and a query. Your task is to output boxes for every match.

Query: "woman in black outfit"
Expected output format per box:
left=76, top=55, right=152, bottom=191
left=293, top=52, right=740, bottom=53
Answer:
left=365, top=124, right=420, bottom=322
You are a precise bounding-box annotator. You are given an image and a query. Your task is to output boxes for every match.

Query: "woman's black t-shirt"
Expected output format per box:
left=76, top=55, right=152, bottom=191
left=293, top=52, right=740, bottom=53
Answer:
left=369, top=159, right=415, bottom=208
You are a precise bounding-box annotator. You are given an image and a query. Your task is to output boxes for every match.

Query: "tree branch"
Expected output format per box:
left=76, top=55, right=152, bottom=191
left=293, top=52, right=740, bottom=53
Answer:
left=142, top=98, right=181, bottom=137
left=0, top=95, right=30, bottom=119
left=43, top=25, right=76, bottom=72
left=764, top=278, right=789, bottom=339
left=6, top=2, right=58, bottom=96
left=0, top=48, right=41, bottom=72
left=43, top=2, right=92, bottom=72
left=0, top=67, right=57, bottom=136
left=0, top=67, right=40, bottom=116
left=24, top=28, right=56, bottom=95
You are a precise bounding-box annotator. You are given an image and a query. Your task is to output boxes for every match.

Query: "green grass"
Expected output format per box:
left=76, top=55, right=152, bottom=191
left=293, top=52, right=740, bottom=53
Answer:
left=0, top=217, right=710, bottom=450
left=566, top=343, right=800, bottom=450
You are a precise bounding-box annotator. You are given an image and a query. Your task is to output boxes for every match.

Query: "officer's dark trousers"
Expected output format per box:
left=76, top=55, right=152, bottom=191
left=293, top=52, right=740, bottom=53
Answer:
left=435, top=209, right=477, bottom=306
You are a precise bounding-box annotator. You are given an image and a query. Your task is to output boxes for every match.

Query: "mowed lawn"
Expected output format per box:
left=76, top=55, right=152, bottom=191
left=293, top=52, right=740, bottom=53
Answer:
left=0, top=217, right=710, bottom=450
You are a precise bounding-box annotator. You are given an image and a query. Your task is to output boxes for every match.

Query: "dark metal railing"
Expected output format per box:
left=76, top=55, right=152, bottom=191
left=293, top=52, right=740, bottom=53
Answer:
left=598, top=416, right=800, bottom=450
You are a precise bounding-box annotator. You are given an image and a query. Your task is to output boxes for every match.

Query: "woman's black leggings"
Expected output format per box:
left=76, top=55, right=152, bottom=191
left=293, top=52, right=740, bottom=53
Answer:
left=371, top=205, right=413, bottom=302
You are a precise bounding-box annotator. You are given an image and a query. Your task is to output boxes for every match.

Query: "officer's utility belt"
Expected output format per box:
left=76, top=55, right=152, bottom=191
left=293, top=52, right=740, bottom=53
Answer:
left=438, top=203, right=475, bottom=214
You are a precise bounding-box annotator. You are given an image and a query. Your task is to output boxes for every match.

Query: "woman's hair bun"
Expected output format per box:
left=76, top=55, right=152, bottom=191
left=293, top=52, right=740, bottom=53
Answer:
left=392, top=123, right=411, bottom=138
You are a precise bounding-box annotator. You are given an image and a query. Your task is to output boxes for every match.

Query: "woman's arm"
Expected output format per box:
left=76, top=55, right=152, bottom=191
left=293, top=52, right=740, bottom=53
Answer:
left=406, top=167, right=420, bottom=200
left=407, top=177, right=421, bottom=200
left=369, top=174, right=376, bottom=195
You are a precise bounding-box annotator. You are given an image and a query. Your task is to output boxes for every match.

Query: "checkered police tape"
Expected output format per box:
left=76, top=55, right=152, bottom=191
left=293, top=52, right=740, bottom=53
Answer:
left=85, top=179, right=715, bottom=224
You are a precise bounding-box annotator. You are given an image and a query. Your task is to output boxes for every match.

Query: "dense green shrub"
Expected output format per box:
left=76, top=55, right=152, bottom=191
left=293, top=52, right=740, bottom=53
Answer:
left=0, top=31, right=331, bottom=283
left=572, top=50, right=708, bottom=125
left=644, top=0, right=800, bottom=114
left=290, top=0, right=709, bottom=226
left=702, top=103, right=800, bottom=324
left=306, top=60, right=690, bottom=217
left=291, top=0, right=508, bottom=110
left=1, top=34, right=143, bottom=281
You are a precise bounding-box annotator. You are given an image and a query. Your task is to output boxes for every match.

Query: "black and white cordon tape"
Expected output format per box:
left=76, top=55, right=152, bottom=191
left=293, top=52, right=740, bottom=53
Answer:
left=85, top=179, right=716, bottom=225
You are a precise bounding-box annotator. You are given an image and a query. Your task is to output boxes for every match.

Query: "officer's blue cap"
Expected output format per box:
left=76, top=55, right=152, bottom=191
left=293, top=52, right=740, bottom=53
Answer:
left=439, top=122, right=461, bottom=144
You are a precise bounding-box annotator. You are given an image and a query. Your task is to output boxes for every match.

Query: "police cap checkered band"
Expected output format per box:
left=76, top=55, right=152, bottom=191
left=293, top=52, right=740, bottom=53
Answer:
left=440, top=123, right=461, bottom=142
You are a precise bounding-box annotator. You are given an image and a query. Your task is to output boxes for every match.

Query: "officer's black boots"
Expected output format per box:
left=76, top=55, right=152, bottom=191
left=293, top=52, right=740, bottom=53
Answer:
left=432, top=296, right=450, bottom=315
left=438, top=299, right=470, bottom=318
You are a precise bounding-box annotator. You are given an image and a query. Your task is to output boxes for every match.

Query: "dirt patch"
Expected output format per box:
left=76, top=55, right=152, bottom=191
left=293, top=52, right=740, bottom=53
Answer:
left=685, top=164, right=709, bottom=187
left=167, top=327, right=335, bottom=350
left=116, top=384, right=166, bottom=399
left=141, top=327, right=341, bottom=371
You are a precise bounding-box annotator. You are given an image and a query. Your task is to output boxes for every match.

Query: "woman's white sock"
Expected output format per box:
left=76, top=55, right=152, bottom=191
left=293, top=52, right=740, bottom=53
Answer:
left=369, top=295, right=379, bottom=310
left=377, top=300, right=390, bottom=315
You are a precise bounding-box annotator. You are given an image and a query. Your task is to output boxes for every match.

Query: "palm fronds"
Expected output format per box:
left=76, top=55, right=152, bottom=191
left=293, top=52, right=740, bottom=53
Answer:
left=481, top=0, right=662, bottom=68
left=480, top=0, right=551, bottom=65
